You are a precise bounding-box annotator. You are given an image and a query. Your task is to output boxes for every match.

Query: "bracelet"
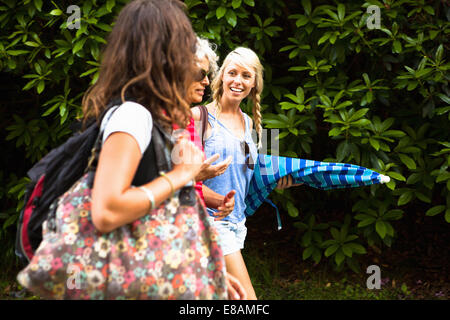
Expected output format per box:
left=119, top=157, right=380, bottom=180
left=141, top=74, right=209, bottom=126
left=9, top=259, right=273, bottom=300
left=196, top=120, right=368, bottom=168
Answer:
left=139, top=186, right=155, bottom=211
left=159, top=171, right=174, bottom=198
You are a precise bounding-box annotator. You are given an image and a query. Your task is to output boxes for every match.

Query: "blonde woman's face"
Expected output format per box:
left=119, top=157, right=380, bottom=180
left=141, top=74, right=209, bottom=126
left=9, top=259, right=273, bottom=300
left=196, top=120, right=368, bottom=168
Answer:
left=221, top=60, right=255, bottom=102
left=187, top=57, right=210, bottom=104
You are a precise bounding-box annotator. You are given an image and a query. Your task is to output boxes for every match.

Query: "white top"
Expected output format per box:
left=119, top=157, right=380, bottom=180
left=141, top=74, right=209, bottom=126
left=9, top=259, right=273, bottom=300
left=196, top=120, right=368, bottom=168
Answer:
left=100, top=101, right=153, bottom=154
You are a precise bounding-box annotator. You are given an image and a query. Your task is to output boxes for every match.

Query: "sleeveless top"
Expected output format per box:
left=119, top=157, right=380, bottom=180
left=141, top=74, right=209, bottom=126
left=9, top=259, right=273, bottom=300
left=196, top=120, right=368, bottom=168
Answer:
left=203, top=110, right=258, bottom=223
left=187, top=117, right=205, bottom=204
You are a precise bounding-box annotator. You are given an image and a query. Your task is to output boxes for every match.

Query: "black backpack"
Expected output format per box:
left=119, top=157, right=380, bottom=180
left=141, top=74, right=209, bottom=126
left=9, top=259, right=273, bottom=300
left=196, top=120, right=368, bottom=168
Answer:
left=15, top=100, right=171, bottom=265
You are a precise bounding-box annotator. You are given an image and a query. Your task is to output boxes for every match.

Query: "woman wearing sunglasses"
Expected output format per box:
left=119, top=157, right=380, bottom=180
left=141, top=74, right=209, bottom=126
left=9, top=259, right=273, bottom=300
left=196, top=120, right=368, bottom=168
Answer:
left=191, top=47, right=297, bottom=300
left=185, top=38, right=247, bottom=300
left=187, top=38, right=235, bottom=221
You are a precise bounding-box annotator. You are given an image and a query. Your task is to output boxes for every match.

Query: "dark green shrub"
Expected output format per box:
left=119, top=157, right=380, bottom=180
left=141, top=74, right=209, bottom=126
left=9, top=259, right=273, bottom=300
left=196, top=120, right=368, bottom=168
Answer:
left=1, top=0, right=448, bottom=273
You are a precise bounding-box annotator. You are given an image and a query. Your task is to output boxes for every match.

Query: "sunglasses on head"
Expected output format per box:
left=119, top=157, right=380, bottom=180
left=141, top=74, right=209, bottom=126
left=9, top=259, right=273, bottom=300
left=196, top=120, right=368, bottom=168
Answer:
left=195, top=68, right=210, bottom=82
left=241, top=140, right=254, bottom=170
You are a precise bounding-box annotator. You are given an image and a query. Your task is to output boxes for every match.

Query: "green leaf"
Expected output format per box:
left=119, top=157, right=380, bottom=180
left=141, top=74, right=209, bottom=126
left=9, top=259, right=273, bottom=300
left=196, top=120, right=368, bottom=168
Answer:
left=375, top=220, right=387, bottom=238
left=328, top=127, right=342, bottom=137
left=286, top=201, right=299, bottom=217
left=324, top=244, right=339, bottom=257
left=302, top=246, right=314, bottom=260
left=24, top=41, right=40, bottom=47
left=301, top=0, right=311, bottom=15
left=349, top=108, right=369, bottom=121
left=336, top=140, right=351, bottom=162
left=225, top=10, right=237, bottom=27
left=369, top=138, right=380, bottom=151
left=50, top=9, right=63, bottom=16
left=106, top=0, right=115, bottom=12
left=383, top=130, right=405, bottom=138
left=335, top=250, right=345, bottom=266
left=398, top=154, right=416, bottom=170
left=393, top=40, right=402, bottom=53
left=330, top=227, right=340, bottom=241
left=3, top=214, right=18, bottom=229
left=318, top=33, right=331, bottom=45
left=397, top=191, right=413, bottom=206
left=436, top=172, right=450, bottom=183
left=295, top=15, right=309, bottom=27
left=425, top=205, right=445, bottom=217
left=216, top=7, right=227, bottom=19
left=357, top=217, right=376, bottom=227
left=37, top=81, right=45, bottom=94
left=73, top=38, right=87, bottom=54
left=96, top=23, right=112, bottom=32
left=7, top=50, right=29, bottom=56
left=232, top=0, right=241, bottom=9
left=34, top=0, right=42, bottom=11
left=387, top=171, right=406, bottom=182
left=337, top=4, right=345, bottom=21
left=342, top=244, right=353, bottom=257
left=80, top=68, right=98, bottom=77
left=347, top=243, right=366, bottom=254
left=295, top=87, right=304, bottom=103
left=384, top=209, right=404, bottom=220
left=423, top=6, right=434, bottom=15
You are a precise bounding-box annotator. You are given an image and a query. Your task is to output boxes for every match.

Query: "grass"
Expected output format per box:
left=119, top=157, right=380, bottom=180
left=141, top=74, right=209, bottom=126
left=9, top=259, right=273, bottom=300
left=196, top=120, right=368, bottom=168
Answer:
left=1, top=214, right=447, bottom=300
left=242, top=239, right=437, bottom=300
left=0, top=251, right=445, bottom=300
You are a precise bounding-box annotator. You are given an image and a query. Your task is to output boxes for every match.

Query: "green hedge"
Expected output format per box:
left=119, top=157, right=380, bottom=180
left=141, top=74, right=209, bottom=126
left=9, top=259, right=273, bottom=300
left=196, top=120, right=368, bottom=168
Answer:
left=1, top=0, right=449, bottom=273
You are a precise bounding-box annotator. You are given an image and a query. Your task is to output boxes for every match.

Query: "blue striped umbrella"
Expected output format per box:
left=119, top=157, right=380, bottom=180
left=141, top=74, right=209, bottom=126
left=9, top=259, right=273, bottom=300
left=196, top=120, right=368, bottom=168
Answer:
left=244, top=154, right=390, bottom=229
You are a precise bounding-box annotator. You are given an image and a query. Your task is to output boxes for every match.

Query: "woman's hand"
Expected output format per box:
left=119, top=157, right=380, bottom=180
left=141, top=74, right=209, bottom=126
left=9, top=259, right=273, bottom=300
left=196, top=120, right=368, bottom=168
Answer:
left=213, top=190, right=236, bottom=221
left=171, top=136, right=205, bottom=182
left=225, top=272, right=247, bottom=300
left=195, top=154, right=232, bottom=182
left=276, top=175, right=303, bottom=189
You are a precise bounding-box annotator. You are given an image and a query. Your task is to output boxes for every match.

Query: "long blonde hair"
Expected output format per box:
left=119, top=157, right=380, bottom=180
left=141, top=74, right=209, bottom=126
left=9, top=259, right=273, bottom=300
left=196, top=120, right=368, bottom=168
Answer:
left=211, top=47, right=264, bottom=149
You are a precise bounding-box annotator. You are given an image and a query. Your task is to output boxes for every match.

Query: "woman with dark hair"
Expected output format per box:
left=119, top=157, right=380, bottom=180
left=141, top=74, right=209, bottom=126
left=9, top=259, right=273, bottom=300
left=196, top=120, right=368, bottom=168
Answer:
left=83, top=0, right=201, bottom=234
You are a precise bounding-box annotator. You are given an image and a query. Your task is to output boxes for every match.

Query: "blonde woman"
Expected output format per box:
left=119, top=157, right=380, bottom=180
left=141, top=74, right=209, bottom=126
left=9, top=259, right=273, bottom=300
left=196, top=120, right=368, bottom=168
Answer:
left=191, top=47, right=295, bottom=299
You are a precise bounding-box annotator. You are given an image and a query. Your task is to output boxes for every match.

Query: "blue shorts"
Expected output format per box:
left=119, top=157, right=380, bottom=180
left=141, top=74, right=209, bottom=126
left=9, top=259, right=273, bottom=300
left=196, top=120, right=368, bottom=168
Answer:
left=209, top=218, right=247, bottom=256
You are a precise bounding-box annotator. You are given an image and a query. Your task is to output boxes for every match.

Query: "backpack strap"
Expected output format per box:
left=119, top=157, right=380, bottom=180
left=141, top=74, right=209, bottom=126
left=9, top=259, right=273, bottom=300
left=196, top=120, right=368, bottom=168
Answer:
left=198, top=105, right=208, bottom=148
left=85, top=102, right=121, bottom=173
left=131, top=121, right=172, bottom=186
left=86, top=98, right=174, bottom=187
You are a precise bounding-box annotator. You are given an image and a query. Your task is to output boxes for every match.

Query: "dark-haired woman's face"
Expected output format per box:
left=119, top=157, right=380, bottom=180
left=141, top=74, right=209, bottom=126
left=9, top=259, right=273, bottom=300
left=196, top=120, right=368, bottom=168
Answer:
left=187, top=57, right=210, bottom=104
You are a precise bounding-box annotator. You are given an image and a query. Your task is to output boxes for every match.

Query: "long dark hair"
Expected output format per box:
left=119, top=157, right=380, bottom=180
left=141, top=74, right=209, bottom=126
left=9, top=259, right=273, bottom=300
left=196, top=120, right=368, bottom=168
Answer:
left=82, top=0, right=197, bottom=130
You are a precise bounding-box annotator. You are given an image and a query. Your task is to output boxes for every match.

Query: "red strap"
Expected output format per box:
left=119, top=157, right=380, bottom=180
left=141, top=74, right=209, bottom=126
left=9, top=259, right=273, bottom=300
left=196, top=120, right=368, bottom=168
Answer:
left=21, top=175, right=46, bottom=261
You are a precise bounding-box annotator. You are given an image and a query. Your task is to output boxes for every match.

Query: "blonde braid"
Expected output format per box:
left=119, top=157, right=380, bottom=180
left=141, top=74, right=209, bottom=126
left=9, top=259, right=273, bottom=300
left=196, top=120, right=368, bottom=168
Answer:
left=251, top=90, right=263, bottom=149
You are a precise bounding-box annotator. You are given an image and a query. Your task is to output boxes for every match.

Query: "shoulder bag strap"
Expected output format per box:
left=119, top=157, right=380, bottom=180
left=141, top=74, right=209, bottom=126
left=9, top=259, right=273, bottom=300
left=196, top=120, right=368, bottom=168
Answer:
left=198, top=105, right=208, bottom=148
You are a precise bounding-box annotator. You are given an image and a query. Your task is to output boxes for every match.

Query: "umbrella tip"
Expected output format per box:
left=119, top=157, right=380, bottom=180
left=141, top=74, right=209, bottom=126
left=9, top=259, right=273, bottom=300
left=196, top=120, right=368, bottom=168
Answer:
left=380, top=175, right=390, bottom=183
